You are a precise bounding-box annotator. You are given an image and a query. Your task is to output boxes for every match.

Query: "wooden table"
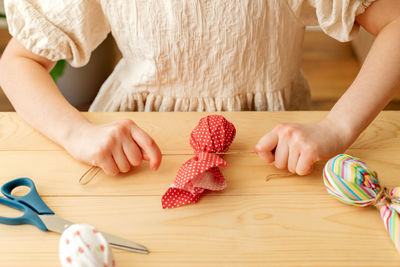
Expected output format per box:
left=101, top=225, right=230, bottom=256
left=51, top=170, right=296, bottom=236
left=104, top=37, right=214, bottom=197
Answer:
left=0, top=111, right=399, bottom=266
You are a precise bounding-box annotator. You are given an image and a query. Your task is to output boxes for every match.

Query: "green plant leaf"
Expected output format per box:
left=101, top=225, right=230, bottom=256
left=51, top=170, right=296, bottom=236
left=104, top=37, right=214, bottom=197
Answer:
left=50, top=60, right=66, bottom=83
left=0, top=13, right=6, bottom=19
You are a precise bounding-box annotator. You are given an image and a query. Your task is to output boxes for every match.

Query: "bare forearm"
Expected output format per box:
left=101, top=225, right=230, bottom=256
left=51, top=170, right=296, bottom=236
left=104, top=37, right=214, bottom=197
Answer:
left=326, top=18, right=400, bottom=146
left=0, top=52, right=90, bottom=146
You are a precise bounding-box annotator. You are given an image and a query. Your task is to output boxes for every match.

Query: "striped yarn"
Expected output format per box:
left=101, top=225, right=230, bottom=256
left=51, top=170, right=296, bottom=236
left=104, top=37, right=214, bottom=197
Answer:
left=323, top=154, right=400, bottom=253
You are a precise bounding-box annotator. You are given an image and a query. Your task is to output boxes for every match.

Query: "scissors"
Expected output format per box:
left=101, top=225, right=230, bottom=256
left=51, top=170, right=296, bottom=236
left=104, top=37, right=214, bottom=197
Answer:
left=0, top=177, right=148, bottom=254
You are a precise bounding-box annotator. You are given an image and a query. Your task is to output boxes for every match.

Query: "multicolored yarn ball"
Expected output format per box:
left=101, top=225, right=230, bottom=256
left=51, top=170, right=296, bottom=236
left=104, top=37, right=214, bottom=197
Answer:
left=323, top=154, right=400, bottom=253
left=59, top=224, right=115, bottom=267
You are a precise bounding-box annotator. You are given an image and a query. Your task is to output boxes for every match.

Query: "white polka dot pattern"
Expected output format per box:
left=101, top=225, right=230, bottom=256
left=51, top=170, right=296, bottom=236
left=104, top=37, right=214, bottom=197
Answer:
left=162, top=115, right=236, bottom=209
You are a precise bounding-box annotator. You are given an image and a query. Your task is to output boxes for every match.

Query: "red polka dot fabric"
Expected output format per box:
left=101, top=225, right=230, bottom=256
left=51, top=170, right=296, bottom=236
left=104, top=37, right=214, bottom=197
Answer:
left=162, top=115, right=236, bottom=209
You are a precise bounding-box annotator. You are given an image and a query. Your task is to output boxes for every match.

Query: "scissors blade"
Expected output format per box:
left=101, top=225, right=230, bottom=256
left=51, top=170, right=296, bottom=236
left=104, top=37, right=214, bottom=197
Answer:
left=100, top=232, right=149, bottom=254
left=39, top=215, right=149, bottom=254
left=39, top=214, right=74, bottom=233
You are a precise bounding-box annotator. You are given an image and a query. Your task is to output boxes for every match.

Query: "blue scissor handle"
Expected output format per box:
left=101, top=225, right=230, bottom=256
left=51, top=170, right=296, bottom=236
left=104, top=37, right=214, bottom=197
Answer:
left=1, top=178, right=54, bottom=215
left=0, top=197, right=48, bottom=231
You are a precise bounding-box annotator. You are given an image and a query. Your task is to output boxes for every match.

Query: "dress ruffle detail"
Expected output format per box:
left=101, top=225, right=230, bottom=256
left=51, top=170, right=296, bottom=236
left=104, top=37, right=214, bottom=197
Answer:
left=89, top=71, right=311, bottom=112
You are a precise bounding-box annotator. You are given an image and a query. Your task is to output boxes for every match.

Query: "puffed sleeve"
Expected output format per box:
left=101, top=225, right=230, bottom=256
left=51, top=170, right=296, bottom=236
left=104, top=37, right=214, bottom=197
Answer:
left=288, top=0, right=376, bottom=42
left=4, top=0, right=110, bottom=67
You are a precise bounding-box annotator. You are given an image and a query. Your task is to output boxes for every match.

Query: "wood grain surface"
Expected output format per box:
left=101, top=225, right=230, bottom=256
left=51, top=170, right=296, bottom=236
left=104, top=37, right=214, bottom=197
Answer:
left=0, top=112, right=399, bottom=266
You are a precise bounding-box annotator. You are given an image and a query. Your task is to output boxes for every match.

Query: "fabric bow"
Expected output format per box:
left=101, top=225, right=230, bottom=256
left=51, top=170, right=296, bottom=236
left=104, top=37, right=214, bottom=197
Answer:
left=162, top=115, right=236, bottom=209
left=323, top=154, right=400, bottom=253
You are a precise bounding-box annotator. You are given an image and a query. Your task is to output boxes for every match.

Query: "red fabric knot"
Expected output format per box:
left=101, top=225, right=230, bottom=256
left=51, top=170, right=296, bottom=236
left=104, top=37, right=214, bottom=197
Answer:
left=162, top=115, right=236, bottom=209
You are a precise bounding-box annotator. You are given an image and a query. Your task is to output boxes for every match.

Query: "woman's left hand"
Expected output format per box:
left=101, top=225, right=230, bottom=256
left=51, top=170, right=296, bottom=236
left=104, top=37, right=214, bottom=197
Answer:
left=254, top=119, right=350, bottom=175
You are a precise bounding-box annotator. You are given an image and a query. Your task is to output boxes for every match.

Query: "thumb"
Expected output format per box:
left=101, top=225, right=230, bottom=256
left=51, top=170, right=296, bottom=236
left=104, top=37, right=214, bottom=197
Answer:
left=254, top=131, right=278, bottom=163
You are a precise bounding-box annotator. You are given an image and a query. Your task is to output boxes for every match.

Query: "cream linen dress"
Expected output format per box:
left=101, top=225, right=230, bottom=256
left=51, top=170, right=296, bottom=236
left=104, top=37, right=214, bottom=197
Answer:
left=5, top=0, right=375, bottom=112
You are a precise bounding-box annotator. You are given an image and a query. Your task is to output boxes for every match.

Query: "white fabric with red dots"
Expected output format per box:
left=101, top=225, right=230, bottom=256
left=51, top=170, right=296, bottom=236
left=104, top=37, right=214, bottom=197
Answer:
left=59, top=224, right=115, bottom=267
left=162, top=115, right=236, bottom=209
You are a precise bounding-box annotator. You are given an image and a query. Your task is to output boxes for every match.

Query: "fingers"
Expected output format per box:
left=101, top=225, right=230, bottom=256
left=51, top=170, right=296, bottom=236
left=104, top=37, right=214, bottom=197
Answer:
left=121, top=134, right=143, bottom=167
left=109, top=118, right=161, bottom=171
left=141, top=150, right=151, bottom=161
left=87, top=119, right=161, bottom=176
left=106, top=119, right=139, bottom=174
left=258, top=123, right=318, bottom=175
left=287, top=149, right=300, bottom=174
left=274, top=144, right=314, bottom=175
left=274, top=141, right=289, bottom=170
left=112, top=142, right=132, bottom=173
left=94, top=154, right=119, bottom=176
left=296, top=152, right=315, bottom=176
left=130, top=124, right=162, bottom=170
left=255, top=131, right=278, bottom=163
left=273, top=139, right=313, bottom=175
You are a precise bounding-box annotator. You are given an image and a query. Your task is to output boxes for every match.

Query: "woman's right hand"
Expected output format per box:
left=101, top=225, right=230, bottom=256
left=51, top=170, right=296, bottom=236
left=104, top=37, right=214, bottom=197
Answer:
left=63, top=119, right=162, bottom=176
left=0, top=39, right=161, bottom=176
